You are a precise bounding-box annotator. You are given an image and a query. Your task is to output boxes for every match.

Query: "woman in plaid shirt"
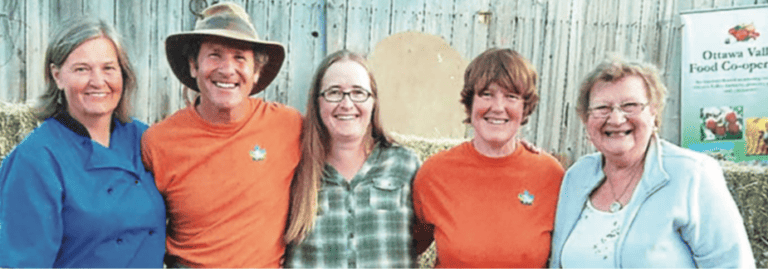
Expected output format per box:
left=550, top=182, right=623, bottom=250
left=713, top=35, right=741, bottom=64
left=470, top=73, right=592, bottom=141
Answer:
left=283, top=50, right=421, bottom=268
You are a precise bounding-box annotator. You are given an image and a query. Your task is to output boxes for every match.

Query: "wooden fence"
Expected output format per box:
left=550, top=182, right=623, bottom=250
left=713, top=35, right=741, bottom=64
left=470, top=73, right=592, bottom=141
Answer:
left=1, top=0, right=767, bottom=163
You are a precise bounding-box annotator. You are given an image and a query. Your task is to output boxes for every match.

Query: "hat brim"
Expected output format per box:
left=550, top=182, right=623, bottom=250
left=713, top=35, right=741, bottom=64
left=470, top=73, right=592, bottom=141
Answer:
left=165, top=32, right=285, bottom=96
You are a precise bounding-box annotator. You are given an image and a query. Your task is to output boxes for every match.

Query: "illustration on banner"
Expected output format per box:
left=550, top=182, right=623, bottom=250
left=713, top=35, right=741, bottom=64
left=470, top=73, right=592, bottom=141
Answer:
left=701, top=106, right=743, bottom=141
left=726, top=23, right=760, bottom=44
left=746, top=117, right=768, bottom=156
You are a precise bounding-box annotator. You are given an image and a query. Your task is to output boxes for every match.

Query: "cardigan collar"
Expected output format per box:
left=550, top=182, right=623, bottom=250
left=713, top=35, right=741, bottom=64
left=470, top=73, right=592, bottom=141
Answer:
left=577, top=133, right=671, bottom=202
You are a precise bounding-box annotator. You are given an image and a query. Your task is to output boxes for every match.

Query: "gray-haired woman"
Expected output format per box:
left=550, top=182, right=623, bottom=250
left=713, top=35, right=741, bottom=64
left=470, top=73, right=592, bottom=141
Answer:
left=0, top=18, right=165, bottom=267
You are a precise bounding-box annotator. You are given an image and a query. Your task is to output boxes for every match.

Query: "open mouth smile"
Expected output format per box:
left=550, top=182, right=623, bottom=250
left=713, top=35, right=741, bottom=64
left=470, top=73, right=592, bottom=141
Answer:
left=605, top=130, right=632, bottom=137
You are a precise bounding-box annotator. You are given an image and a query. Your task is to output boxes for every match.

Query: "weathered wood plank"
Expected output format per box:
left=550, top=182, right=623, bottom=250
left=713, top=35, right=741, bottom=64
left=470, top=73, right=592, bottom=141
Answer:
left=286, top=0, right=324, bottom=112
left=266, top=0, right=293, bottom=105
left=325, top=0, right=345, bottom=54
left=115, top=0, right=151, bottom=122
left=369, top=0, right=392, bottom=54
left=147, top=0, right=184, bottom=123
left=423, top=0, right=452, bottom=42
left=390, top=0, right=426, bottom=34
left=346, top=0, right=372, bottom=53
left=1, top=0, right=26, bottom=103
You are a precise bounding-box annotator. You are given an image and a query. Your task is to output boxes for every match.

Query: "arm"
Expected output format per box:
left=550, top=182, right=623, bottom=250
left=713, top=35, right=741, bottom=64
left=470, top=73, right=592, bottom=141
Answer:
left=411, top=167, right=435, bottom=256
left=682, top=158, right=755, bottom=268
left=0, top=148, right=64, bottom=267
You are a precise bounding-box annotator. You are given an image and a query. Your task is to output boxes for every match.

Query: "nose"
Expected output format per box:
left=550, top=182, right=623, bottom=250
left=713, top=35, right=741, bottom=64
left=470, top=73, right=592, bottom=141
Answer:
left=338, top=93, right=355, bottom=108
left=89, top=70, right=106, bottom=88
left=490, top=93, right=506, bottom=110
left=217, top=57, right=236, bottom=75
left=605, top=107, right=628, bottom=125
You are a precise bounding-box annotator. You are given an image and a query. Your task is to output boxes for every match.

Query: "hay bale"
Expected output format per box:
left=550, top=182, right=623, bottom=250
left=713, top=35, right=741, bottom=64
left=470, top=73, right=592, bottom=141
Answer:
left=0, top=101, right=40, bottom=162
left=391, top=132, right=467, bottom=162
left=721, top=161, right=768, bottom=268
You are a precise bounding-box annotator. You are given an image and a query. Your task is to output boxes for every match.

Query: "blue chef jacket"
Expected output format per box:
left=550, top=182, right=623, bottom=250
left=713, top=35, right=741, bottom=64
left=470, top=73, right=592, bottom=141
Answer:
left=0, top=112, right=166, bottom=267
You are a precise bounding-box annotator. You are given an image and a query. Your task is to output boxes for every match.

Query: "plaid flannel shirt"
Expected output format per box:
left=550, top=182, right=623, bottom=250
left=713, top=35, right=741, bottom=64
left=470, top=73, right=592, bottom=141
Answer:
left=285, top=145, right=421, bottom=268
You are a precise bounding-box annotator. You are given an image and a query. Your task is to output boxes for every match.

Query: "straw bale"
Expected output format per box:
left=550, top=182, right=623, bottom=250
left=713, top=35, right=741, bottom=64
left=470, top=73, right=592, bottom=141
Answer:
left=721, top=161, right=768, bottom=268
left=0, top=101, right=40, bottom=162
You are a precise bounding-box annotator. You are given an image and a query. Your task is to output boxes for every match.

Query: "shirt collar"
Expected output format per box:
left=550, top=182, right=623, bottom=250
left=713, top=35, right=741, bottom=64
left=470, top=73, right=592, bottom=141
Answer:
left=53, top=111, right=116, bottom=138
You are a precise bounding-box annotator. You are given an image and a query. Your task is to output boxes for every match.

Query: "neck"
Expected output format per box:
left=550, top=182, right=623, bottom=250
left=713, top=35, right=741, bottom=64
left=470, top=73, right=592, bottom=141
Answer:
left=328, top=137, right=368, bottom=181
left=74, top=113, right=113, bottom=147
left=472, top=137, right=518, bottom=158
left=196, top=99, right=250, bottom=124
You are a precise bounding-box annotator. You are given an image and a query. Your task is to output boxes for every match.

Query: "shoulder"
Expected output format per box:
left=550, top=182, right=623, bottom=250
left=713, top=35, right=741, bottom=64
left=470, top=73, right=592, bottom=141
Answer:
left=421, top=142, right=469, bottom=164
left=416, top=142, right=470, bottom=179
left=563, top=152, right=602, bottom=184
left=142, top=107, right=194, bottom=141
left=254, top=98, right=302, bottom=120
left=1, top=120, right=63, bottom=171
left=522, top=148, right=566, bottom=174
left=656, top=140, right=722, bottom=181
left=10, top=120, right=60, bottom=152
left=121, top=118, right=150, bottom=135
left=380, top=144, right=421, bottom=168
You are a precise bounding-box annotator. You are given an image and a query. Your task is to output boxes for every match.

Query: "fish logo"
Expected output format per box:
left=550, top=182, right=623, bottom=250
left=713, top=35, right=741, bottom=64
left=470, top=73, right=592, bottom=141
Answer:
left=518, top=190, right=534, bottom=205
left=250, top=145, right=266, bottom=161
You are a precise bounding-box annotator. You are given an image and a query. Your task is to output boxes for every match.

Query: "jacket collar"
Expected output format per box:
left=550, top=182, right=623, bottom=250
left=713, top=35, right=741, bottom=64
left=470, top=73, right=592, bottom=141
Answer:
left=53, top=111, right=116, bottom=138
left=576, top=133, right=670, bottom=201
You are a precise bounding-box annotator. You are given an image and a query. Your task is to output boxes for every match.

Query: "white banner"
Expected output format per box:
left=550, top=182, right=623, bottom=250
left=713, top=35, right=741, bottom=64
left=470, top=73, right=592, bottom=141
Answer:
left=681, top=5, right=768, bottom=162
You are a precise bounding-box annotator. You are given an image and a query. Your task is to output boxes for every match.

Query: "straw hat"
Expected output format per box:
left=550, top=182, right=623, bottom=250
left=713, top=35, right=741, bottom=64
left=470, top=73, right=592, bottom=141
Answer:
left=165, top=2, right=285, bottom=95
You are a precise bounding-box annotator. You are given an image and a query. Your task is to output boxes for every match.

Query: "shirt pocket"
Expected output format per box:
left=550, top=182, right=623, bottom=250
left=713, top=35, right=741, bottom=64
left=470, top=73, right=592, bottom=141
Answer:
left=369, top=177, right=407, bottom=210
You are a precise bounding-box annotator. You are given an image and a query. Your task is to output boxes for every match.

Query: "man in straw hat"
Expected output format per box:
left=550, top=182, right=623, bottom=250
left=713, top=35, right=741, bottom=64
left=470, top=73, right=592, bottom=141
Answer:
left=141, top=2, right=302, bottom=267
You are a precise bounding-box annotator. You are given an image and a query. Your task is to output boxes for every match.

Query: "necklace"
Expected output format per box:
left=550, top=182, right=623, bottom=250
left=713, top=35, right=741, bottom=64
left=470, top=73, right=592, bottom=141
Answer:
left=606, top=167, right=642, bottom=213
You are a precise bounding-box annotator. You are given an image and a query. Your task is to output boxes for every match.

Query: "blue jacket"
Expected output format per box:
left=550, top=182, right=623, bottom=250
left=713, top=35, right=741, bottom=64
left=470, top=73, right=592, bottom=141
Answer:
left=550, top=135, right=754, bottom=268
left=0, top=113, right=166, bottom=267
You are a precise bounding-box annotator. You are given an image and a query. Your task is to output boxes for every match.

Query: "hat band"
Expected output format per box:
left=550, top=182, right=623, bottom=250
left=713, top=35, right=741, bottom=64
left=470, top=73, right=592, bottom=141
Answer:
left=197, top=16, right=257, bottom=39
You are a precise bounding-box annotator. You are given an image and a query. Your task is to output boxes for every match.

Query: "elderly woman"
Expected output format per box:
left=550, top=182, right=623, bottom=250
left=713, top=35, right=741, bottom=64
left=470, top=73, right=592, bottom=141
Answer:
left=549, top=56, right=755, bottom=268
left=283, top=50, right=421, bottom=268
left=412, top=48, right=565, bottom=267
left=0, top=18, right=165, bottom=267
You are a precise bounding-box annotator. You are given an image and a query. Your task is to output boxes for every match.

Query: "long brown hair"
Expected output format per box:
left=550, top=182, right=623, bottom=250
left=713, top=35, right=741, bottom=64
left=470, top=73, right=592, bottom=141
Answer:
left=284, top=50, right=393, bottom=244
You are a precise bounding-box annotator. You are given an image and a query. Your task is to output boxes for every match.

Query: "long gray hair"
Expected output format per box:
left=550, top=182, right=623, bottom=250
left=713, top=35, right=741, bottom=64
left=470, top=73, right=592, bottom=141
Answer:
left=37, top=18, right=136, bottom=123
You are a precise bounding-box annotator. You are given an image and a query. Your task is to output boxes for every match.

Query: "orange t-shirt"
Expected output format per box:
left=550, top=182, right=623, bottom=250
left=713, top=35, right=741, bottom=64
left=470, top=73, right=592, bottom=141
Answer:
left=141, top=98, right=302, bottom=267
left=413, top=141, right=564, bottom=268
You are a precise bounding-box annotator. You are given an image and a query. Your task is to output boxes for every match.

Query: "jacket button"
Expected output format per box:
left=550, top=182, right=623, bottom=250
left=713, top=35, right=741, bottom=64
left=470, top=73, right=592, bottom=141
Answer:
left=116, top=238, right=123, bottom=244
left=107, top=188, right=113, bottom=194
left=149, top=230, right=155, bottom=235
left=134, top=180, right=139, bottom=185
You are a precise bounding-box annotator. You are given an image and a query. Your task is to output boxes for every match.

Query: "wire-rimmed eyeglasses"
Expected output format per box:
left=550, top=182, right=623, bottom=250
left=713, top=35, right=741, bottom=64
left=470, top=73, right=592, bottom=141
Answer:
left=588, top=102, right=648, bottom=118
left=320, top=88, right=372, bottom=103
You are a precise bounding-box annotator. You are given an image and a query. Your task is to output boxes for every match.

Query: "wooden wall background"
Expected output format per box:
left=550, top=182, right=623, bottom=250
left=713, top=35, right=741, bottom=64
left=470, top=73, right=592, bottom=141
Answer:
left=1, top=0, right=767, bottom=163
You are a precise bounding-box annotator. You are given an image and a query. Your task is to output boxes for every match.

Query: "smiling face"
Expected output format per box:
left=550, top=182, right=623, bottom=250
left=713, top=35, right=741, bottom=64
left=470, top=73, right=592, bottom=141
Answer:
left=586, top=75, right=657, bottom=160
left=190, top=37, right=259, bottom=117
left=51, top=36, right=123, bottom=123
left=319, top=60, right=374, bottom=143
left=470, top=82, right=524, bottom=152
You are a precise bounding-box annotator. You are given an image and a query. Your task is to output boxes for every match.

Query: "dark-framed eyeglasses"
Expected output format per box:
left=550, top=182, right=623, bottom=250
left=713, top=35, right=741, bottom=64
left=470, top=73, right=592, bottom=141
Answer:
left=320, top=88, right=372, bottom=103
left=588, top=102, right=648, bottom=118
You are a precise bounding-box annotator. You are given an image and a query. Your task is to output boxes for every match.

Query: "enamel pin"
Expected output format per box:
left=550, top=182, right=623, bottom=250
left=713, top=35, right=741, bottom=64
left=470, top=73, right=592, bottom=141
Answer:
left=249, top=145, right=266, bottom=161
left=518, top=190, right=534, bottom=205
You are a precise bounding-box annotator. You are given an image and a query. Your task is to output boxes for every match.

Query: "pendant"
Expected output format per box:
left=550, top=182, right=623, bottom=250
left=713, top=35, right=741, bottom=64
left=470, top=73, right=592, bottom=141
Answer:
left=609, top=201, right=622, bottom=213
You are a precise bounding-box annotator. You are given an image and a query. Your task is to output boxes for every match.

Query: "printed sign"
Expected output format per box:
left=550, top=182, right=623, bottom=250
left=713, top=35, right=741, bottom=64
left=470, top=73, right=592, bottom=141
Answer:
left=681, top=6, right=768, bottom=162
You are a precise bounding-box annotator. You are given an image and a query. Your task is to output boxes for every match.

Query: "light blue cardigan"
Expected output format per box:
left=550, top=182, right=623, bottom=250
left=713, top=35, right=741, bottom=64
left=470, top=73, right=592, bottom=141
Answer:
left=550, top=135, right=754, bottom=268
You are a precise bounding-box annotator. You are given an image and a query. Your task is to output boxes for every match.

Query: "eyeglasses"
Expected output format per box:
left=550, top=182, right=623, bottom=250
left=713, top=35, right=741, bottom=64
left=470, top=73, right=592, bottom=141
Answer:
left=320, top=88, right=372, bottom=103
left=588, top=102, right=648, bottom=118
